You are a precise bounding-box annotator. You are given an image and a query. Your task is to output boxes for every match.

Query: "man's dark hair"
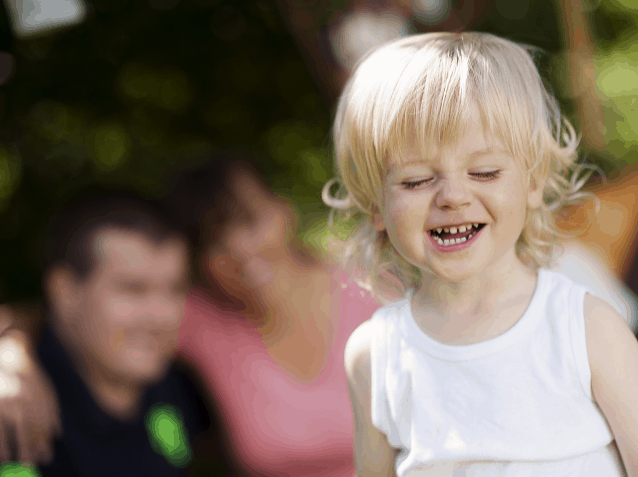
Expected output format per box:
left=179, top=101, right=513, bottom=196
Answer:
left=43, top=190, right=188, bottom=280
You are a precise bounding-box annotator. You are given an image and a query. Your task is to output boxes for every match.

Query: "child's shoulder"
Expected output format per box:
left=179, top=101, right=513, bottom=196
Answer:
left=344, top=319, right=374, bottom=386
left=344, top=297, right=410, bottom=384
left=533, top=268, right=591, bottom=301
left=372, top=296, right=412, bottom=318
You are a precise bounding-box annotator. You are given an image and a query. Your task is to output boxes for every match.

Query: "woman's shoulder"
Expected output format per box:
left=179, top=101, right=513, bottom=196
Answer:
left=180, top=289, right=255, bottom=342
left=185, top=289, right=245, bottom=322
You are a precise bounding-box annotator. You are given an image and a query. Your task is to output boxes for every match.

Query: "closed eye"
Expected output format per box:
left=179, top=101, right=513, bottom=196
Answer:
left=401, top=178, right=433, bottom=190
left=471, top=171, right=500, bottom=180
left=119, top=281, right=148, bottom=294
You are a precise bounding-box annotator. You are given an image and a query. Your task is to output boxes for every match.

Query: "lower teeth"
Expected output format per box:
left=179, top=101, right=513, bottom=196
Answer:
left=436, top=231, right=475, bottom=246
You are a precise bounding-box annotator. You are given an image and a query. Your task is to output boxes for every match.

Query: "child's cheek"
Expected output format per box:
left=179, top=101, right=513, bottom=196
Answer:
left=387, top=191, right=412, bottom=223
left=385, top=193, right=423, bottom=242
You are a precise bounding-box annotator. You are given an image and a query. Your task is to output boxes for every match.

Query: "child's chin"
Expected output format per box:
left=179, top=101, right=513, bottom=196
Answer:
left=425, top=264, right=481, bottom=283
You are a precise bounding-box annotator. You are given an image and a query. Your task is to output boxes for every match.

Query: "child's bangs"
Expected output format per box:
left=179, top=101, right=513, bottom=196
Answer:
left=336, top=32, right=558, bottom=209
left=381, top=34, right=545, bottom=170
left=472, top=83, right=539, bottom=173
left=383, top=46, right=476, bottom=167
left=470, top=39, right=549, bottom=172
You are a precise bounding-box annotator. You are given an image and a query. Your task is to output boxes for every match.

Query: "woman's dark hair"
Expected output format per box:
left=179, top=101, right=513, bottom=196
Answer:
left=164, top=154, right=317, bottom=288
left=163, top=154, right=269, bottom=250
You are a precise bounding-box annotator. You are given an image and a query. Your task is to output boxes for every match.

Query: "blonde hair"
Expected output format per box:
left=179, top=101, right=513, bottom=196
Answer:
left=323, top=32, right=594, bottom=299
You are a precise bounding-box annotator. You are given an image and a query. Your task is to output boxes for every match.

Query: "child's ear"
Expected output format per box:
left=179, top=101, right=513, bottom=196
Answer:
left=371, top=206, right=386, bottom=232
left=527, top=173, right=546, bottom=210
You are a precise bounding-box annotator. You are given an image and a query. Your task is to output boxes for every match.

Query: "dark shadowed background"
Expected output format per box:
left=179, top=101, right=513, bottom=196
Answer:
left=0, top=0, right=637, bottom=302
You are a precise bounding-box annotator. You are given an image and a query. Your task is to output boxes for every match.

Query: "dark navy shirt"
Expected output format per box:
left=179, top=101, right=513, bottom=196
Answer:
left=36, top=328, right=211, bottom=477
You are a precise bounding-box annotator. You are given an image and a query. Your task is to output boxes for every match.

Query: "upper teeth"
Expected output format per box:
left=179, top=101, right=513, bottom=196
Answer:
left=433, top=223, right=480, bottom=234
left=431, top=223, right=482, bottom=247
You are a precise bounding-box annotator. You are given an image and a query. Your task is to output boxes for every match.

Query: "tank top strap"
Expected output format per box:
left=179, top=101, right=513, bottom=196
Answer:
left=565, top=274, right=596, bottom=400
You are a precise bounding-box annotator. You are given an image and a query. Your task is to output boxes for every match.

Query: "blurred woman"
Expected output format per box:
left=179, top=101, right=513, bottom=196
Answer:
left=165, top=155, right=381, bottom=477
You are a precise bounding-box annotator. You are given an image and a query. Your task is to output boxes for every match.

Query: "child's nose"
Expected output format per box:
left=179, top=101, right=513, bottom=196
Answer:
left=435, top=175, right=473, bottom=210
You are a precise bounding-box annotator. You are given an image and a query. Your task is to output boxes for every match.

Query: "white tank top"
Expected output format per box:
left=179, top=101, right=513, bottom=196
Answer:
left=369, top=269, right=626, bottom=477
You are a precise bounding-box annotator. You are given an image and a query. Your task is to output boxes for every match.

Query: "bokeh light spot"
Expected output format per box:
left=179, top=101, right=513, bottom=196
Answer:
left=597, top=60, right=638, bottom=97
left=0, top=336, right=26, bottom=372
left=329, top=10, right=411, bottom=70
left=610, top=0, right=638, bottom=10
left=596, top=48, right=638, bottom=151
left=118, top=62, right=160, bottom=101
left=117, top=63, right=193, bottom=112
left=89, top=124, right=131, bottom=172
left=158, top=70, right=193, bottom=112
left=5, top=0, right=87, bottom=38
left=412, top=0, right=451, bottom=25
left=0, top=370, right=21, bottom=398
left=29, top=100, right=70, bottom=144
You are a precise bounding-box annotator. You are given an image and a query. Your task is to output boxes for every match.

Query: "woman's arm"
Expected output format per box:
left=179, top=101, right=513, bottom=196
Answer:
left=345, top=320, right=398, bottom=477
left=585, top=294, right=638, bottom=476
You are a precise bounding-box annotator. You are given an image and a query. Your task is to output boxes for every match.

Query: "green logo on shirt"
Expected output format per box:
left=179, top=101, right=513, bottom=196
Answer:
left=145, top=403, right=192, bottom=468
left=0, top=464, right=41, bottom=477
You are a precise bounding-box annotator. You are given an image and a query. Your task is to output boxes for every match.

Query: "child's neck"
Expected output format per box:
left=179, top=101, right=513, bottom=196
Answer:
left=411, top=258, right=538, bottom=345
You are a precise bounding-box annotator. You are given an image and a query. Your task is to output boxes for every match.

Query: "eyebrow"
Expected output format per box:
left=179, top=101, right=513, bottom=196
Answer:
left=388, top=148, right=497, bottom=172
left=468, top=147, right=496, bottom=159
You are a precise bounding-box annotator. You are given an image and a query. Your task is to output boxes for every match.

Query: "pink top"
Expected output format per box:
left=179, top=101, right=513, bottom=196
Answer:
left=177, top=271, right=380, bottom=477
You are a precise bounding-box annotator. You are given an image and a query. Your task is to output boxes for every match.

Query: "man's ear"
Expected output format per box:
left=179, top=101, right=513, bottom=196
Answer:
left=44, top=265, right=81, bottom=321
left=527, top=173, right=546, bottom=210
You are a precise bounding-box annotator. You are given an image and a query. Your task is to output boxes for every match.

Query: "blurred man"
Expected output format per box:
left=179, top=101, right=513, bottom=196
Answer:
left=14, top=192, right=213, bottom=476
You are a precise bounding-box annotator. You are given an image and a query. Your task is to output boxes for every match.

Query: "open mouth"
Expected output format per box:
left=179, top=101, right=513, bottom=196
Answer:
left=428, top=223, right=486, bottom=247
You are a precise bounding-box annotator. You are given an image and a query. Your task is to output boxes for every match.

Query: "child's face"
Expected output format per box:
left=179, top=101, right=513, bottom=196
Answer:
left=373, top=106, right=544, bottom=283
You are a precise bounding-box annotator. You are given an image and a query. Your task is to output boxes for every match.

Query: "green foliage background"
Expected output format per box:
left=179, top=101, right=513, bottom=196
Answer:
left=0, top=0, right=637, bottom=301
left=0, top=0, right=335, bottom=301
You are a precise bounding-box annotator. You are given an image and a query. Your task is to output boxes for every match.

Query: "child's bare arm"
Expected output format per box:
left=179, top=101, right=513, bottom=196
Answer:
left=585, top=295, right=638, bottom=477
left=345, top=321, right=397, bottom=477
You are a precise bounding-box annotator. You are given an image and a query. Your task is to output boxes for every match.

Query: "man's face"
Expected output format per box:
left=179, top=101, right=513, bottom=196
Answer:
left=65, top=229, right=189, bottom=385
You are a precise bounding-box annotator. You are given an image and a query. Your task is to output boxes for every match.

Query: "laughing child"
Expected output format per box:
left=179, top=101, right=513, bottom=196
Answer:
left=324, top=32, right=637, bottom=476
